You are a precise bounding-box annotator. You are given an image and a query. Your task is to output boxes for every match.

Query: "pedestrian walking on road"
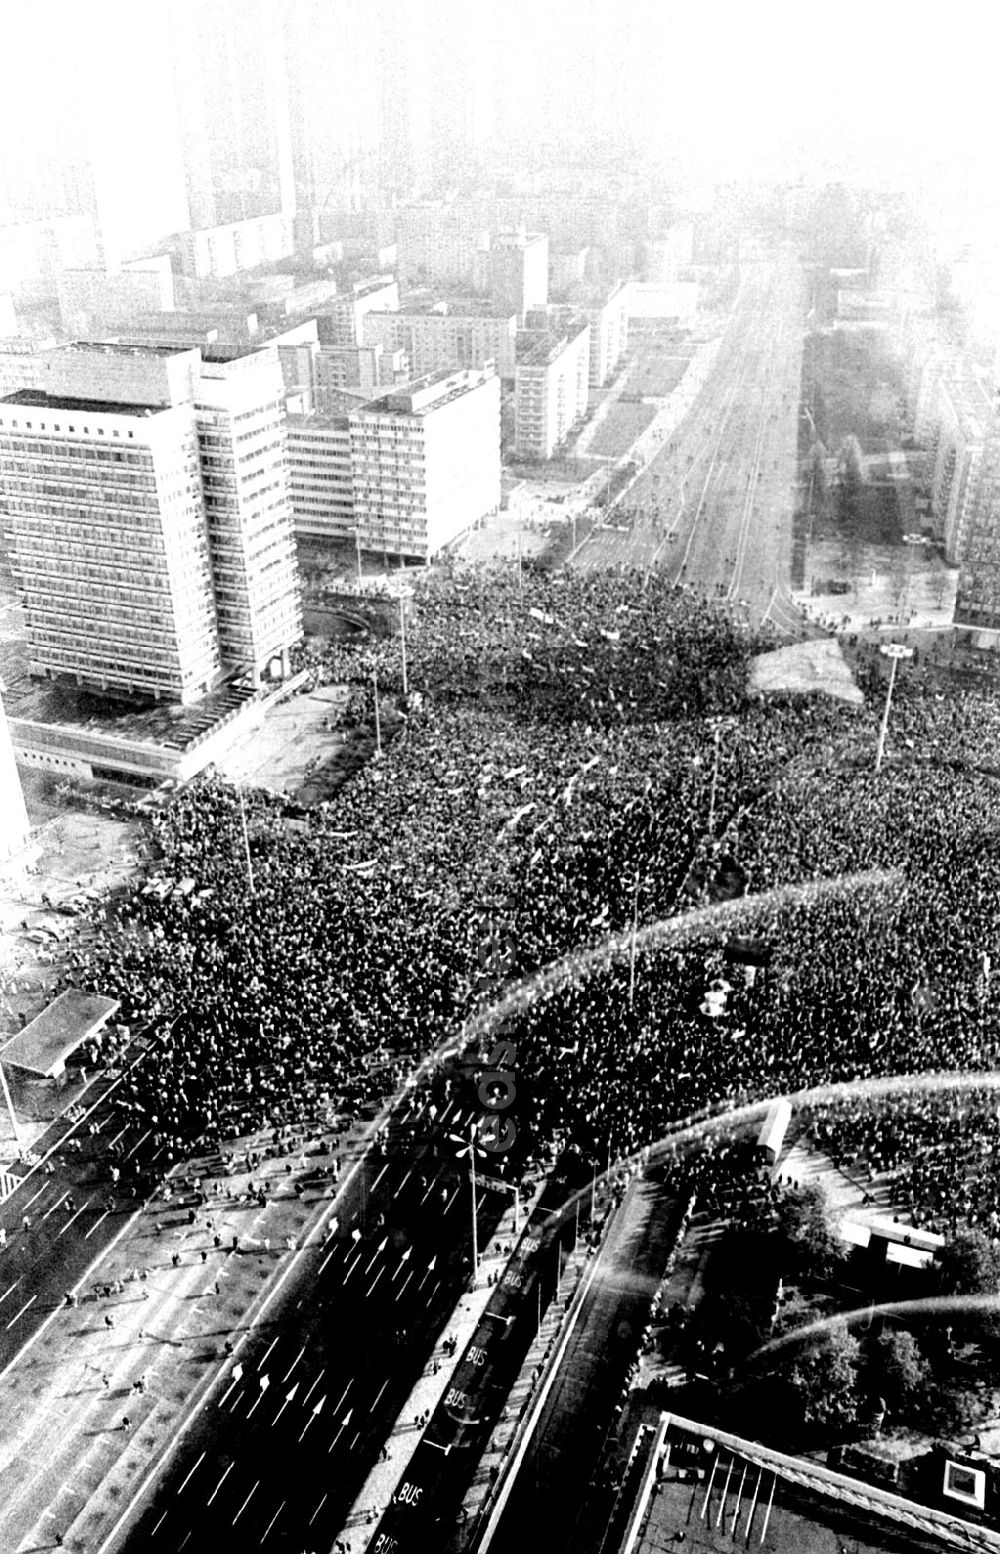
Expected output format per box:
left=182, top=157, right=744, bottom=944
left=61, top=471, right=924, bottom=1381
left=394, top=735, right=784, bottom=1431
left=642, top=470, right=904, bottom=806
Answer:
left=122, top=1415, right=130, bottom=1432
left=104, top=1313, right=115, bottom=1329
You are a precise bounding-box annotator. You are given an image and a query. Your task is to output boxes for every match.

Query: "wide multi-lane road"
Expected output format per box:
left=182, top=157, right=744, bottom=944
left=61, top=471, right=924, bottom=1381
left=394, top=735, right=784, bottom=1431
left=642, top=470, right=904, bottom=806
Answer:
left=574, top=245, right=807, bottom=634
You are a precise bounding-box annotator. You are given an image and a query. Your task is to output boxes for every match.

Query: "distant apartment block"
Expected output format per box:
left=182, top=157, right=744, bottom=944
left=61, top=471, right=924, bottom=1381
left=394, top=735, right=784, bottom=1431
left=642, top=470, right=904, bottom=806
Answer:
left=316, top=278, right=400, bottom=348
left=57, top=257, right=175, bottom=334
left=930, top=369, right=989, bottom=563
left=162, top=213, right=293, bottom=282
left=350, top=368, right=500, bottom=558
left=955, top=429, right=1000, bottom=632
left=395, top=202, right=488, bottom=289
left=314, top=344, right=407, bottom=403
left=0, top=346, right=221, bottom=703
left=514, top=321, right=590, bottom=460
left=473, top=230, right=548, bottom=322
left=362, top=304, right=518, bottom=381
left=277, top=330, right=406, bottom=412
left=549, top=247, right=589, bottom=296
left=902, top=316, right=948, bottom=446
left=554, top=286, right=629, bottom=387
left=645, top=221, right=695, bottom=280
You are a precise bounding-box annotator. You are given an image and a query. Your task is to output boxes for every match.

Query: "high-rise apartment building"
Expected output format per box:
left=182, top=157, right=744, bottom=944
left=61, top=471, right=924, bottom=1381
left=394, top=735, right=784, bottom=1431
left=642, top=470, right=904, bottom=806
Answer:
left=194, top=348, right=302, bottom=679
left=514, top=321, right=591, bottom=460
left=0, top=346, right=221, bottom=703
left=395, top=203, right=490, bottom=289
left=287, top=367, right=499, bottom=559
left=350, top=368, right=500, bottom=558
left=582, top=285, right=630, bottom=387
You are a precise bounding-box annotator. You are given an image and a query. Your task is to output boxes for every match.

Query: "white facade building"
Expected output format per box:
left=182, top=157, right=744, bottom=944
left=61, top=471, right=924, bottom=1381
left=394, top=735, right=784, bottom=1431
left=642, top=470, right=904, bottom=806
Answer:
left=514, top=321, right=591, bottom=460
left=362, top=306, right=518, bottom=381
left=286, top=413, right=355, bottom=544
left=349, top=367, right=500, bottom=559
left=0, top=346, right=221, bottom=703
left=194, top=348, right=302, bottom=680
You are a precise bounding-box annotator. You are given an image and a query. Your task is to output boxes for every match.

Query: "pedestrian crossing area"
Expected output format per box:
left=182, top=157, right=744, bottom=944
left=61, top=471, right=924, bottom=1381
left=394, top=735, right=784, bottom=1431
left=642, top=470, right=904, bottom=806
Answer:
left=0, top=1170, right=21, bottom=1203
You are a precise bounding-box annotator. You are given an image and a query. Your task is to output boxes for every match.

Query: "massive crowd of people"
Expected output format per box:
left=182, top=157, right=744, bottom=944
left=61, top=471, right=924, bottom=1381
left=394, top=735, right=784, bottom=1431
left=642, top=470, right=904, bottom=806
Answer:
left=57, top=562, right=1000, bottom=1231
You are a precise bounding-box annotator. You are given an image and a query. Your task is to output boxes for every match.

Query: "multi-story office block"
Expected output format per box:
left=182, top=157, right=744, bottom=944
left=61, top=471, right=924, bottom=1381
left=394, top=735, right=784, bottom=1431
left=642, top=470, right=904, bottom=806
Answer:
left=0, top=345, right=220, bottom=703
left=362, top=304, right=518, bottom=381
left=194, top=348, right=302, bottom=679
left=286, top=413, right=355, bottom=545
left=349, top=367, right=500, bottom=558
left=514, top=321, right=591, bottom=460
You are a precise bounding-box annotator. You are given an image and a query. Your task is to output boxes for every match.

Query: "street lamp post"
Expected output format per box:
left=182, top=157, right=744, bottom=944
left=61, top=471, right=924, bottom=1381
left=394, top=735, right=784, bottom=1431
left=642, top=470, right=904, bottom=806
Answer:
left=874, top=643, right=914, bottom=775
left=628, top=877, right=640, bottom=1010
left=399, top=594, right=408, bottom=698
left=237, top=785, right=255, bottom=894
left=372, top=670, right=382, bottom=759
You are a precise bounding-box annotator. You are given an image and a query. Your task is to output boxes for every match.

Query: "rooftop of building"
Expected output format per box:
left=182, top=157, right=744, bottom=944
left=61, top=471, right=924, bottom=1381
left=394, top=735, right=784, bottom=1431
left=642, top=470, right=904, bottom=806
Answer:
left=490, top=229, right=546, bottom=249
left=3, top=671, right=261, bottom=754
left=394, top=295, right=516, bottom=321
left=622, top=1414, right=987, bottom=1554
left=349, top=276, right=397, bottom=300
left=942, top=364, right=993, bottom=440
left=515, top=322, right=589, bottom=368
left=358, top=365, right=494, bottom=417
left=1, top=989, right=119, bottom=1078
left=286, top=409, right=352, bottom=431
left=0, top=388, right=167, bottom=418
left=57, top=341, right=184, bottom=359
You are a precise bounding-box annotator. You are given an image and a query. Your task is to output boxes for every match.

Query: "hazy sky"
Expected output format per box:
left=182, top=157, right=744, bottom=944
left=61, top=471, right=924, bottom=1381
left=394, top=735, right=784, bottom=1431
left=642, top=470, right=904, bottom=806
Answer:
left=0, top=0, right=994, bottom=206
